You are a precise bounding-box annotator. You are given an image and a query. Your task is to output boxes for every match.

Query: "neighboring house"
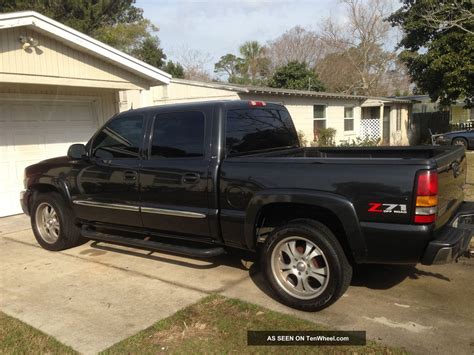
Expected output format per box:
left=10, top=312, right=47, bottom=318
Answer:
left=400, top=95, right=473, bottom=123
left=122, top=79, right=412, bottom=147
left=0, top=11, right=170, bottom=217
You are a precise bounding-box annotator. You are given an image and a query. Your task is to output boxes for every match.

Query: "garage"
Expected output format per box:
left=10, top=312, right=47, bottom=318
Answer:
left=0, top=11, right=171, bottom=217
left=0, top=96, right=98, bottom=216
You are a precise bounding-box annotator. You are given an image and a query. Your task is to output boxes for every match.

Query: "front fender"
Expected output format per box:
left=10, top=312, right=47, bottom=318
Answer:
left=244, top=189, right=367, bottom=262
left=29, top=174, right=73, bottom=207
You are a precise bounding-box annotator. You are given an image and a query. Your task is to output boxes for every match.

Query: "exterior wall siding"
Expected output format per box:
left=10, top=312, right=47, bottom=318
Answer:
left=0, top=27, right=148, bottom=90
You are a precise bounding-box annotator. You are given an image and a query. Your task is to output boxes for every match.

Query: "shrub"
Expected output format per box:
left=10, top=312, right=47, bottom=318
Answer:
left=297, top=130, right=308, bottom=147
left=313, top=128, right=336, bottom=147
left=339, top=136, right=381, bottom=147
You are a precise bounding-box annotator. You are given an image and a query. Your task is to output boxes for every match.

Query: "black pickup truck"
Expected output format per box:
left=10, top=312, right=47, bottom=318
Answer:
left=21, top=100, right=473, bottom=311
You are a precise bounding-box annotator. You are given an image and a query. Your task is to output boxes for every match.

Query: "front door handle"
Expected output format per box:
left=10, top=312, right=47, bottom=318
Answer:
left=182, top=173, right=200, bottom=184
left=124, top=170, right=138, bottom=181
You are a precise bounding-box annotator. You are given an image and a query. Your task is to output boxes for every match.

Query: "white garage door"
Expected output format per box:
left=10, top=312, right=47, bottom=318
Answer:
left=0, top=97, right=99, bottom=217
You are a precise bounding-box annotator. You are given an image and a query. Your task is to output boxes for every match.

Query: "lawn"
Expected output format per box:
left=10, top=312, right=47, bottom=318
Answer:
left=102, top=295, right=406, bottom=354
left=0, top=311, right=76, bottom=354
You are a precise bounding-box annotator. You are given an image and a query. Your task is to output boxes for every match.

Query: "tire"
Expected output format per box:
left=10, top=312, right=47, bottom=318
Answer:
left=31, top=192, right=84, bottom=251
left=452, top=137, right=468, bottom=148
left=261, top=219, right=352, bottom=311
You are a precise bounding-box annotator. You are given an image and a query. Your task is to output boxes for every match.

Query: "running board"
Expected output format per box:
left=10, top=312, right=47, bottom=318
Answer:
left=81, top=227, right=226, bottom=258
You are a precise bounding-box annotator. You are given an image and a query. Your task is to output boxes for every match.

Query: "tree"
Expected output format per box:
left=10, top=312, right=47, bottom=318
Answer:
left=238, top=41, right=270, bottom=83
left=162, top=61, right=185, bottom=79
left=268, top=61, right=325, bottom=91
left=214, top=54, right=243, bottom=82
left=212, top=41, right=270, bottom=85
left=266, top=26, right=326, bottom=70
left=318, top=0, right=405, bottom=96
left=176, top=47, right=212, bottom=81
left=1, top=0, right=143, bottom=35
left=388, top=0, right=474, bottom=108
left=419, top=0, right=474, bottom=35
left=1, top=0, right=166, bottom=69
left=316, top=50, right=361, bottom=94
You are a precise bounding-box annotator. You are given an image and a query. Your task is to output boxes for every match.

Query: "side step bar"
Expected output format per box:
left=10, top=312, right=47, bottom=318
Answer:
left=81, top=227, right=226, bottom=258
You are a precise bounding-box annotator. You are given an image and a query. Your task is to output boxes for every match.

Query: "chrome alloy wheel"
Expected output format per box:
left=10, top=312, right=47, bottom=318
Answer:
left=271, top=236, right=330, bottom=300
left=35, top=202, right=60, bottom=244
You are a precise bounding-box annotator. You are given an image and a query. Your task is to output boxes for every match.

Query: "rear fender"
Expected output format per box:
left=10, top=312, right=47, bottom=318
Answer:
left=244, top=189, right=367, bottom=262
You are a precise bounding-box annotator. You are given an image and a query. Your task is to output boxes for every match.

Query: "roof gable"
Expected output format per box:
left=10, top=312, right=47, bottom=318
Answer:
left=0, top=11, right=171, bottom=86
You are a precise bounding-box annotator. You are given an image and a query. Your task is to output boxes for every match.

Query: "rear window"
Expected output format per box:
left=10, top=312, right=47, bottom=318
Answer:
left=226, top=108, right=298, bottom=156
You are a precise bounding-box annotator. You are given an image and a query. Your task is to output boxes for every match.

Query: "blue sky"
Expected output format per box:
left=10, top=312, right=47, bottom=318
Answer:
left=136, top=0, right=345, bottom=72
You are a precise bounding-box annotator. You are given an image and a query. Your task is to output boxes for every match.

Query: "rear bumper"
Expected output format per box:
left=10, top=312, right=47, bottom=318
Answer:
left=421, top=201, right=474, bottom=265
left=20, top=189, right=31, bottom=216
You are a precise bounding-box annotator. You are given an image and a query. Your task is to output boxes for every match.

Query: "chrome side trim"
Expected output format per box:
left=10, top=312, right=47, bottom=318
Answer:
left=72, top=200, right=139, bottom=212
left=72, top=200, right=206, bottom=218
left=141, top=206, right=206, bottom=219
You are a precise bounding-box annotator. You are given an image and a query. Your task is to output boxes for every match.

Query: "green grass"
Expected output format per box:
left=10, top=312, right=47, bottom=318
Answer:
left=102, top=295, right=407, bottom=354
left=0, top=311, right=76, bottom=354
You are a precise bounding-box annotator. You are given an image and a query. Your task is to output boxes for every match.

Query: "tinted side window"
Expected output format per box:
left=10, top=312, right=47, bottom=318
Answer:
left=226, top=108, right=298, bottom=156
left=92, top=115, right=144, bottom=159
left=151, top=111, right=205, bottom=158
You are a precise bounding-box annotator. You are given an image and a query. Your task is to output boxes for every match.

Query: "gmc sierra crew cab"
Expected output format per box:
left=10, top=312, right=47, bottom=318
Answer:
left=21, top=100, right=473, bottom=311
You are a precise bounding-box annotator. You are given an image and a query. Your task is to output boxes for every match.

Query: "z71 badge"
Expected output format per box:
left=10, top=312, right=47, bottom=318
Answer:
left=368, top=203, right=407, bottom=214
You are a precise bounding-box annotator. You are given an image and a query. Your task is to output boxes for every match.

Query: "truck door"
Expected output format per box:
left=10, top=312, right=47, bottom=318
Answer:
left=139, top=109, right=212, bottom=239
left=72, top=113, right=145, bottom=227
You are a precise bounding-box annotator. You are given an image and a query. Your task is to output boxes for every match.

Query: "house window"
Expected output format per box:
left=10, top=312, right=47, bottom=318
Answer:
left=313, top=105, right=326, bottom=119
left=344, top=107, right=354, bottom=131
left=313, top=105, right=326, bottom=139
left=396, top=108, right=402, bottom=131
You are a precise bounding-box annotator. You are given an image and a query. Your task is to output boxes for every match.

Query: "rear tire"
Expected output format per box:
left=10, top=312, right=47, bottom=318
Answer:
left=261, top=219, right=352, bottom=311
left=31, top=192, right=84, bottom=251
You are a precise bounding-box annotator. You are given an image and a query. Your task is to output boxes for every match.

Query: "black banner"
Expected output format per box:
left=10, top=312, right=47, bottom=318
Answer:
left=248, top=331, right=366, bottom=346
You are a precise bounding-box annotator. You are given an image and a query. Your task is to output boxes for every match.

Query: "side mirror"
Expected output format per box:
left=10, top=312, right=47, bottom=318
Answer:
left=67, top=144, right=87, bottom=160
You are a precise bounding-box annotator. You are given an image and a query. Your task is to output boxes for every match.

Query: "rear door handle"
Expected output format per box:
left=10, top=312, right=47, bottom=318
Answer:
left=182, top=173, right=200, bottom=184
left=124, top=170, right=138, bottom=181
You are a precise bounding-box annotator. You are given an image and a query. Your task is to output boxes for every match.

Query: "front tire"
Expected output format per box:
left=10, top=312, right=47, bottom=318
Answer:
left=31, top=192, right=84, bottom=251
left=452, top=137, right=468, bottom=148
left=261, top=219, right=352, bottom=311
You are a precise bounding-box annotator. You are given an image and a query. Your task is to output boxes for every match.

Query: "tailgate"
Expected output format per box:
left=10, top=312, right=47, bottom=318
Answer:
left=435, top=146, right=466, bottom=228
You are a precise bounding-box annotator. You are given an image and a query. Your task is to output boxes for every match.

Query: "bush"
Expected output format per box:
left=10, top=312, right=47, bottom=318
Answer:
left=339, top=136, right=380, bottom=147
left=313, top=128, right=336, bottom=147
left=297, top=130, right=308, bottom=147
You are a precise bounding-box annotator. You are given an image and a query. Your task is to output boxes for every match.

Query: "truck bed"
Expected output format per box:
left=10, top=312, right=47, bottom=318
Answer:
left=225, top=145, right=466, bottom=232
left=250, top=145, right=460, bottom=162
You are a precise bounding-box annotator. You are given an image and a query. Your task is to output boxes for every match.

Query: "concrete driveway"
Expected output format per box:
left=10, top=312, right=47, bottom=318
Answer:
left=1, top=213, right=473, bottom=355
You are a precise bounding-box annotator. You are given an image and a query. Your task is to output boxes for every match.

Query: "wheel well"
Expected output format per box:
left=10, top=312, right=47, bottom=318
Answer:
left=254, top=203, right=353, bottom=262
left=30, top=183, right=58, bottom=194
left=29, top=184, right=60, bottom=206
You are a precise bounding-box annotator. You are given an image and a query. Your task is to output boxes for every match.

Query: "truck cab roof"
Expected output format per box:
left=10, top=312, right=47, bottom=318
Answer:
left=121, top=100, right=285, bottom=115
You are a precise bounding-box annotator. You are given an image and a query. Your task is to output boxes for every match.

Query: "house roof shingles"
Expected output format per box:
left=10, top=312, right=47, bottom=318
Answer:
left=171, top=78, right=413, bottom=103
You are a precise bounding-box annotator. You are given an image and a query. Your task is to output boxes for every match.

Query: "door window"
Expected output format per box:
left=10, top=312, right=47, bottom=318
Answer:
left=151, top=111, right=205, bottom=158
left=226, top=108, right=298, bottom=156
left=91, top=115, right=144, bottom=159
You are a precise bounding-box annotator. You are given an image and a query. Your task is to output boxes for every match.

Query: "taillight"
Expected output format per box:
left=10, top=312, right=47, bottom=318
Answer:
left=248, top=100, right=266, bottom=107
left=414, top=170, right=438, bottom=224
